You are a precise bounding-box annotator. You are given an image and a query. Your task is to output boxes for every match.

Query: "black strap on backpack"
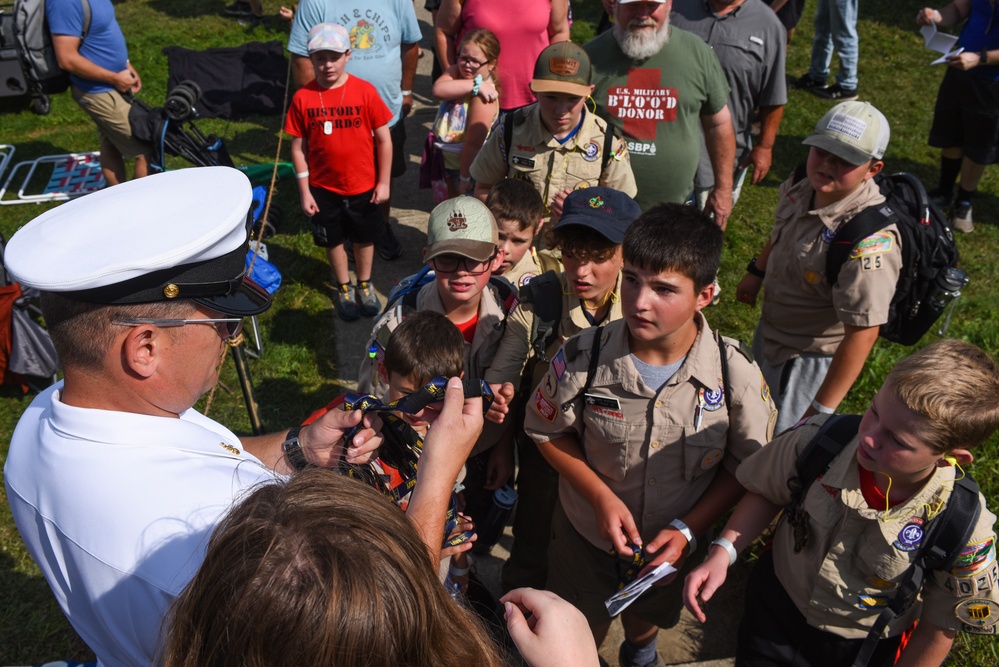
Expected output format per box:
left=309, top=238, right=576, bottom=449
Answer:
left=559, top=326, right=604, bottom=413
left=502, top=107, right=617, bottom=174
left=714, top=330, right=732, bottom=414
left=784, top=415, right=982, bottom=667
left=825, top=203, right=898, bottom=288
left=520, top=270, right=563, bottom=364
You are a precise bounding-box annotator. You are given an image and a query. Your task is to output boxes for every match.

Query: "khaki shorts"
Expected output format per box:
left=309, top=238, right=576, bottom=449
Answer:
left=547, top=503, right=692, bottom=629
left=72, top=87, right=149, bottom=160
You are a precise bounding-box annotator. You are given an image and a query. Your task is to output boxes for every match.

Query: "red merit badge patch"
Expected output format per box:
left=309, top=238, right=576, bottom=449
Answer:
left=606, top=68, right=677, bottom=140
left=535, top=387, right=557, bottom=422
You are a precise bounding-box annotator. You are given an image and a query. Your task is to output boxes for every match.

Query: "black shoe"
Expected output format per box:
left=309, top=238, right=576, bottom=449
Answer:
left=927, top=187, right=953, bottom=209
left=237, top=13, right=262, bottom=26
left=790, top=73, right=828, bottom=91
left=813, top=83, right=859, bottom=101
left=224, top=0, right=252, bottom=15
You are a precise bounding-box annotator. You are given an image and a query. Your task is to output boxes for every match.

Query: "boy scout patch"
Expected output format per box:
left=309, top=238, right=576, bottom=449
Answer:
left=849, top=232, right=893, bottom=259
left=701, top=448, right=723, bottom=469
left=857, top=595, right=890, bottom=609
left=761, top=375, right=771, bottom=403
left=893, top=518, right=925, bottom=552
left=534, top=387, right=557, bottom=422
left=945, top=562, right=998, bottom=597
left=952, top=538, right=996, bottom=577
left=582, top=141, right=600, bottom=162
left=866, top=576, right=896, bottom=590
left=699, top=386, right=724, bottom=411
left=955, top=598, right=999, bottom=634
left=584, top=394, right=621, bottom=411
left=613, top=142, right=628, bottom=161
left=519, top=272, right=537, bottom=287
left=551, top=348, right=566, bottom=380
left=512, top=155, right=536, bottom=168
left=766, top=409, right=778, bottom=441
left=542, top=371, right=558, bottom=398
left=821, top=226, right=836, bottom=244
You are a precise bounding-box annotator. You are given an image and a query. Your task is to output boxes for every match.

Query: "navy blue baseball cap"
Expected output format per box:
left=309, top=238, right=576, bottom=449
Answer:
left=552, top=187, right=641, bottom=243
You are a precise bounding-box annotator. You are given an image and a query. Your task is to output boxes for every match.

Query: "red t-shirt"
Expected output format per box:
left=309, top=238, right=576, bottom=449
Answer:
left=284, top=75, right=393, bottom=196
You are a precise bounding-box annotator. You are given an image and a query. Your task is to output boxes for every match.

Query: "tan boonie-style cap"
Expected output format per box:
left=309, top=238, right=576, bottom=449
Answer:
left=425, top=196, right=499, bottom=262
left=803, top=100, right=891, bottom=166
left=530, top=41, right=592, bottom=98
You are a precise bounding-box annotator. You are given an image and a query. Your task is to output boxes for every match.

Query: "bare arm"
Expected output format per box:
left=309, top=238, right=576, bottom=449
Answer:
left=736, top=236, right=773, bottom=306
left=434, top=0, right=463, bottom=72
left=537, top=435, right=642, bottom=554
left=400, top=42, right=418, bottom=117
left=893, top=621, right=956, bottom=667
left=801, top=323, right=879, bottom=418
left=290, top=136, right=319, bottom=216
left=407, top=378, right=484, bottom=560
left=292, top=54, right=316, bottom=89
left=372, top=124, right=393, bottom=204
left=52, top=35, right=137, bottom=93
left=548, top=0, right=571, bottom=43
left=916, top=0, right=970, bottom=27
left=702, top=105, right=736, bottom=230
left=741, top=105, right=784, bottom=185
left=683, top=491, right=782, bottom=622
left=459, top=97, right=499, bottom=181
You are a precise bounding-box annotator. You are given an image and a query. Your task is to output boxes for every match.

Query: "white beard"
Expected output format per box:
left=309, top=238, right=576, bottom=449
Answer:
left=613, top=17, right=670, bottom=60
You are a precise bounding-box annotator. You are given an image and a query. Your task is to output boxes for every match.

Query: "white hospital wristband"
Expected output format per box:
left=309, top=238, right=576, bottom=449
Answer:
left=295, top=170, right=309, bottom=179
left=710, top=537, right=738, bottom=567
left=669, top=518, right=697, bottom=552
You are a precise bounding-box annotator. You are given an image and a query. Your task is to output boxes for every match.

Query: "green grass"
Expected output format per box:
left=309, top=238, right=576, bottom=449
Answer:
left=0, top=0, right=997, bottom=664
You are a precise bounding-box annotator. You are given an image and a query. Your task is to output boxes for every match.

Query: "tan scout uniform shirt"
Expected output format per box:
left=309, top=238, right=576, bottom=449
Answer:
left=760, top=177, right=902, bottom=366
left=470, top=104, right=638, bottom=216
left=524, top=315, right=775, bottom=552
left=486, top=272, right=623, bottom=391
left=502, top=247, right=544, bottom=291
left=357, top=278, right=512, bottom=454
left=737, top=415, right=999, bottom=639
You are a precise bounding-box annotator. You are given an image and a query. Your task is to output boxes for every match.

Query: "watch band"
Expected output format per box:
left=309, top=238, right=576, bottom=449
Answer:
left=282, top=426, right=309, bottom=471
left=746, top=257, right=766, bottom=278
left=980, top=49, right=990, bottom=66
left=669, top=518, right=697, bottom=552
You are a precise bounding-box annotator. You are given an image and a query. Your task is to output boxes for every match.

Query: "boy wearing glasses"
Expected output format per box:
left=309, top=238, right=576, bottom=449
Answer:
left=359, top=197, right=519, bottom=510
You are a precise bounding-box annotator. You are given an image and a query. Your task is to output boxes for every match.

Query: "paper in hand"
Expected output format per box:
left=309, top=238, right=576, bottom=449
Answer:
left=604, top=561, right=677, bottom=617
left=921, top=23, right=964, bottom=65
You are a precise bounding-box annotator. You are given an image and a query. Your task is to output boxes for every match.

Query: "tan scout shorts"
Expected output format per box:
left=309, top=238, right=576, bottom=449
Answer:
left=547, top=503, right=691, bottom=629
left=72, top=87, right=149, bottom=160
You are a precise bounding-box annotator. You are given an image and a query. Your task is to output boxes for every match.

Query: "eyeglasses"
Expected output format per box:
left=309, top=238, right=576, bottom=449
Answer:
left=457, top=55, right=489, bottom=68
left=430, top=253, right=495, bottom=275
left=113, top=317, right=244, bottom=341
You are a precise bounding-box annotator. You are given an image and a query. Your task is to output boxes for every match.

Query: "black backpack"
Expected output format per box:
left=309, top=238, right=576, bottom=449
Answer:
left=825, top=172, right=969, bottom=345
left=14, top=0, right=91, bottom=95
left=784, top=414, right=981, bottom=667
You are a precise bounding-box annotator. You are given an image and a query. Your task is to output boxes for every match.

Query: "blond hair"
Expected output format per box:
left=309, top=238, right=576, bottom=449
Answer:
left=883, top=339, right=999, bottom=453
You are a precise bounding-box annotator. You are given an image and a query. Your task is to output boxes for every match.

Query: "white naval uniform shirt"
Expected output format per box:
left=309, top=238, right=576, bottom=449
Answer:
left=5, top=382, right=280, bottom=667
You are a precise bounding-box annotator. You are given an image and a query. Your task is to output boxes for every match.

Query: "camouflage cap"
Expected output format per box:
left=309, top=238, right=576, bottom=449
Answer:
left=425, top=196, right=499, bottom=262
left=530, top=41, right=592, bottom=98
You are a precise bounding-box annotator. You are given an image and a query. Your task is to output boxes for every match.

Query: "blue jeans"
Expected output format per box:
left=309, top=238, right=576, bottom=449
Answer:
left=807, top=0, right=859, bottom=89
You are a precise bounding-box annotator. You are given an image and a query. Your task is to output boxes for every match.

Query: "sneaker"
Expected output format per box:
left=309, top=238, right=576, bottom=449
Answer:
left=789, top=73, right=828, bottom=91
left=813, top=83, right=859, bottom=101
left=335, top=283, right=360, bottom=321
left=356, top=281, right=381, bottom=317
left=618, top=643, right=664, bottom=667
left=952, top=201, right=974, bottom=233
left=224, top=0, right=252, bottom=15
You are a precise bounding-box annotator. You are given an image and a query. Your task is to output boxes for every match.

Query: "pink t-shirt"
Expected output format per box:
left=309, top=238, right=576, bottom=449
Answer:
left=458, top=0, right=553, bottom=110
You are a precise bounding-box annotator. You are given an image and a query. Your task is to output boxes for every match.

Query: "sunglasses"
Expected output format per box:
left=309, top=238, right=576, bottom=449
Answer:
left=430, top=252, right=496, bottom=275
left=113, top=317, right=244, bottom=341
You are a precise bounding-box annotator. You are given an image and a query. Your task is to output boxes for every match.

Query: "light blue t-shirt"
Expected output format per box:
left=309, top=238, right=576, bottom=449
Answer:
left=47, top=0, right=129, bottom=94
left=288, top=0, right=422, bottom=126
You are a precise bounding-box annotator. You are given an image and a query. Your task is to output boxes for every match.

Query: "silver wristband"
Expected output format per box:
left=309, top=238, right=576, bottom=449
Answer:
left=669, top=518, right=697, bottom=552
left=710, top=537, right=738, bottom=567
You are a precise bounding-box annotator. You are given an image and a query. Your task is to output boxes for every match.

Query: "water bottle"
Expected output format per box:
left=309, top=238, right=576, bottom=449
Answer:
left=471, top=484, right=518, bottom=555
left=929, top=267, right=969, bottom=310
